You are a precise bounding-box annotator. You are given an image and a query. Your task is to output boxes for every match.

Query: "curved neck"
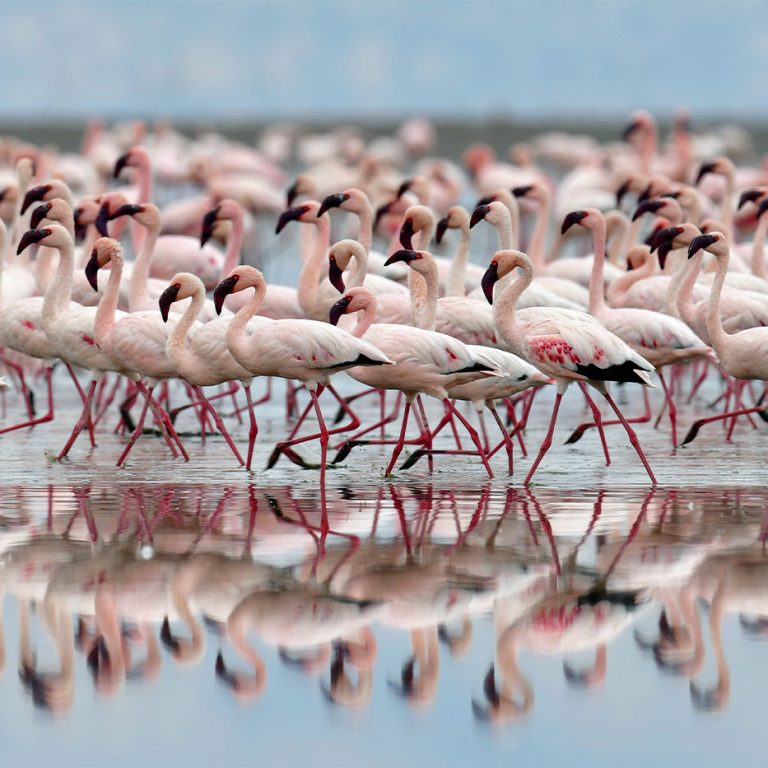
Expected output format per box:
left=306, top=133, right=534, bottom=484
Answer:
left=672, top=251, right=702, bottom=322
left=350, top=300, right=376, bottom=338
left=356, top=199, right=374, bottom=254
left=494, top=215, right=514, bottom=251
left=528, top=193, right=550, bottom=270
left=41, top=237, right=76, bottom=333
left=588, top=222, right=608, bottom=314
left=706, top=251, right=730, bottom=352
left=297, top=218, right=331, bottom=318
left=227, top=284, right=266, bottom=361
left=493, top=261, right=532, bottom=342
left=348, top=247, right=369, bottom=289
left=446, top=224, right=470, bottom=297
left=640, top=124, right=657, bottom=174
left=94, top=255, right=124, bottom=346
left=222, top=211, right=244, bottom=276
left=167, top=284, right=206, bottom=375
left=409, top=259, right=438, bottom=331
left=227, top=616, right=266, bottom=697
left=751, top=214, right=768, bottom=280
left=129, top=219, right=161, bottom=312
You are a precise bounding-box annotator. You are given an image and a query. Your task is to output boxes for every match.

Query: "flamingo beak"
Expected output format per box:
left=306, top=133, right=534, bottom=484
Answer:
left=158, top=283, right=181, bottom=323
left=160, top=618, right=181, bottom=655
left=275, top=206, right=306, bottom=234
left=16, top=228, right=48, bottom=255
left=470, top=205, right=490, bottom=229
left=649, top=226, right=683, bottom=253
left=399, top=218, right=415, bottom=249
left=95, top=203, right=111, bottom=236
left=30, top=202, right=52, bottom=229
left=329, top=295, right=351, bottom=326
left=688, top=234, right=718, bottom=259
left=637, top=184, right=653, bottom=203
left=512, top=185, right=533, bottom=198
left=317, top=193, right=349, bottom=218
left=738, top=189, right=764, bottom=210
left=328, top=257, right=345, bottom=293
left=757, top=198, right=768, bottom=219
left=85, top=249, right=101, bottom=291
left=213, top=276, right=238, bottom=315
left=615, top=180, right=632, bottom=206
left=435, top=216, right=449, bottom=244
left=561, top=210, right=588, bottom=234
left=200, top=206, right=220, bottom=247
left=695, top=162, right=718, bottom=185
left=114, top=152, right=131, bottom=178
left=396, top=179, right=413, bottom=199
left=481, top=261, right=499, bottom=304
left=632, top=199, right=665, bottom=221
left=21, top=185, right=50, bottom=215
left=384, top=249, right=419, bottom=267
left=285, top=179, right=300, bottom=207
left=622, top=120, right=641, bottom=142
left=374, top=200, right=393, bottom=229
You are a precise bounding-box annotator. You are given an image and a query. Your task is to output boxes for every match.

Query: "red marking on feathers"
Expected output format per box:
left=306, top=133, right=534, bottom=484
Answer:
left=445, top=347, right=458, bottom=362
left=530, top=337, right=581, bottom=367
left=80, top=333, right=98, bottom=347
left=21, top=320, right=36, bottom=331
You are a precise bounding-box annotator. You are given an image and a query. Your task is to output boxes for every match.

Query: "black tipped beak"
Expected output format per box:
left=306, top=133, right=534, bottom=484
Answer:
left=200, top=206, right=220, bottom=247
left=114, top=152, right=130, bottom=179
left=695, top=162, right=717, bottom=185
left=275, top=206, right=305, bottom=234
left=285, top=180, right=300, bottom=207
left=435, top=216, right=449, bottom=244
left=317, top=193, right=348, bottom=218
left=111, top=203, right=143, bottom=220
left=632, top=199, right=664, bottom=221
left=637, top=184, right=653, bottom=204
left=30, top=202, right=52, bottom=229
left=615, top=180, right=632, bottom=206
left=21, top=185, right=49, bottom=215
left=757, top=198, right=768, bottom=219
left=481, top=261, right=499, bottom=304
left=384, top=249, right=419, bottom=267
left=399, top=218, right=415, bottom=249
left=561, top=210, right=588, bottom=235
left=16, top=228, right=47, bottom=255
left=688, top=234, right=718, bottom=259
left=644, top=220, right=668, bottom=247
left=622, top=121, right=640, bottom=142
left=95, top=203, right=111, bottom=236
left=374, top=201, right=393, bottom=229
left=396, top=180, right=413, bottom=199
left=329, top=295, right=352, bottom=326
left=213, top=276, right=238, bottom=315
left=738, top=189, right=764, bottom=210
left=85, top=250, right=100, bottom=291
left=159, top=284, right=181, bottom=323
left=650, top=225, right=684, bottom=253
left=470, top=204, right=490, bottom=229
left=160, top=617, right=180, bottom=654
left=328, top=257, right=345, bottom=293
left=512, top=185, right=532, bottom=198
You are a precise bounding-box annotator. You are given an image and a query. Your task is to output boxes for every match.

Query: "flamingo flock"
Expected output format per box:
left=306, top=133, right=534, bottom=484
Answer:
left=2, top=112, right=768, bottom=487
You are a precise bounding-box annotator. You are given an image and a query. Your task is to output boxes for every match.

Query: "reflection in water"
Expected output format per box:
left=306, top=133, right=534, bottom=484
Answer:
left=0, top=482, right=767, bottom=728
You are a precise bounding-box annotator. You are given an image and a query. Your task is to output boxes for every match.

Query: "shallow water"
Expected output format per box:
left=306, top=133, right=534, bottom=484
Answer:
left=0, top=373, right=767, bottom=767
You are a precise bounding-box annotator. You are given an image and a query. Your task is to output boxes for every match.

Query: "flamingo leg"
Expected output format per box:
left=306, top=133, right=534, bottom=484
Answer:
left=0, top=366, right=55, bottom=435
left=488, top=402, right=514, bottom=475
left=524, top=392, right=563, bottom=486
left=0, top=356, right=34, bottom=418
left=65, top=363, right=95, bottom=447
left=385, top=400, right=413, bottom=476
left=309, top=388, right=330, bottom=499
left=193, top=386, right=245, bottom=466
left=443, top=400, right=494, bottom=478
left=244, top=384, right=259, bottom=471
left=601, top=390, right=657, bottom=484
left=333, top=392, right=403, bottom=451
left=414, top=395, right=434, bottom=474
left=658, top=370, right=677, bottom=447
left=135, top=381, right=188, bottom=460
left=681, top=402, right=768, bottom=446
left=565, top=386, right=651, bottom=444
left=576, top=382, right=611, bottom=465
left=116, top=392, right=153, bottom=467
left=57, top=378, right=99, bottom=460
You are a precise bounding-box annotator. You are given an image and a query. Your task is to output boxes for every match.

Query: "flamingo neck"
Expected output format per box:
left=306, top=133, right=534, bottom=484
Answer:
left=35, top=246, right=58, bottom=294
left=8, top=176, right=31, bottom=267
left=167, top=284, right=205, bottom=377
left=672, top=251, right=702, bottom=324
left=493, top=261, right=532, bottom=345
left=409, top=258, right=438, bottom=331
left=587, top=221, right=608, bottom=314
left=227, top=284, right=266, bottom=362
left=94, top=254, right=124, bottom=347
left=347, top=247, right=369, bottom=289
left=751, top=214, right=768, bottom=280
left=350, top=300, right=375, bottom=338
left=41, top=238, right=75, bottom=334
left=227, top=615, right=266, bottom=696
left=136, top=154, right=153, bottom=205
left=494, top=213, right=514, bottom=251
left=640, top=124, right=657, bottom=174
left=528, top=192, right=551, bottom=270
left=445, top=224, right=470, bottom=298
left=222, top=210, right=244, bottom=276
left=683, top=192, right=702, bottom=226
left=77, top=224, right=99, bottom=268
left=705, top=251, right=730, bottom=354
left=720, top=172, right=734, bottom=241
left=129, top=220, right=160, bottom=312
left=356, top=199, right=374, bottom=254
left=297, top=218, right=330, bottom=318
left=608, top=255, right=654, bottom=305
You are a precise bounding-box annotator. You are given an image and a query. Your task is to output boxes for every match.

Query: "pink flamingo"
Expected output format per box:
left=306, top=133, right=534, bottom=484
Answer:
left=481, top=249, right=658, bottom=484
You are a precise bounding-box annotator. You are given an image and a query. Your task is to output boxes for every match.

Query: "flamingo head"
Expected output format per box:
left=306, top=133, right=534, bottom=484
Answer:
left=214, top=266, right=264, bottom=314
left=21, top=183, right=54, bottom=215
left=481, top=249, right=530, bottom=304
left=688, top=231, right=725, bottom=259
left=275, top=201, right=320, bottom=234
left=436, top=205, right=469, bottom=244
left=622, top=110, right=655, bottom=143
left=561, top=209, right=590, bottom=234
left=632, top=198, right=671, bottom=222
left=327, top=238, right=364, bottom=293
left=85, top=237, right=122, bottom=291
left=383, top=249, right=427, bottom=277
left=159, top=273, right=200, bottom=321
left=696, top=156, right=733, bottom=185
left=317, top=191, right=351, bottom=218
left=738, top=187, right=767, bottom=210
left=329, top=286, right=374, bottom=326
left=397, top=204, right=433, bottom=250
left=17, top=223, right=72, bottom=255
left=285, top=174, right=315, bottom=206
left=29, top=201, right=53, bottom=229
left=396, top=175, right=429, bottom=202
left=113, top=145, right=149, bottom=179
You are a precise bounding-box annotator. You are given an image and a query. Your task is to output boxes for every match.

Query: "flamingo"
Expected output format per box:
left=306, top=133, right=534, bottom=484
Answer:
left=213, top=265, right=393, bottom=490
left=327, top=284, right=499, bottom=477
left=481, top=249, right=658, bottom=484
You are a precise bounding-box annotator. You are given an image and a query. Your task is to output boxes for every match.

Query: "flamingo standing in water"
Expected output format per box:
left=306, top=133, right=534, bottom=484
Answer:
left=481, top=249, right=658, bottom=485
left=213, top=265, right=393, bottom=490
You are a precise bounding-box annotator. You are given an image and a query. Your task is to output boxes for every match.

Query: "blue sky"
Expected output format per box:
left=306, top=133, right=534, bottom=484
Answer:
left=0, top=0, right=766, bottom=119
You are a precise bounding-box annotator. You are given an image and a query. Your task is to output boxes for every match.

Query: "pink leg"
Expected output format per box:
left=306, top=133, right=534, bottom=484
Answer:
left=385, top=400, right=413, bottom=476
left=244, top=384, right=259, bottom=471
left=136, top=381, right=189, bottom=460
left=601, top=390, right=657, bottom=484
left=309, top=388, right=330, bottom=502
left=414, top=395, right=434, bottom=474
left=65, top=363, right=95, bottom=446
left=0, top=366, right=55, bottom=435
left=488, top=403, right=513, bottom=475
left=525, top=392, right=563, bottom=485
left=682, top=402, right=768, bottom=446
left=443, top=400, right=494, bottom=478
left=116, top=390, right=153, bottom=467
left=577, top=382, right=611, bottom=465
left=658, top=370, right=677, bottom=448
left=565, top=386, right=651, bottom=444
left=0, top=356, right=34, bottom=418
left=58, top=378, right=99, bottom=460
left=193, top=386, right=245, bottom=466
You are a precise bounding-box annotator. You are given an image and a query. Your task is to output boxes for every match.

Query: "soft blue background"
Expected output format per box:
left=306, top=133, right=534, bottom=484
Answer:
left=0, top=0, right=765, bottom=119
